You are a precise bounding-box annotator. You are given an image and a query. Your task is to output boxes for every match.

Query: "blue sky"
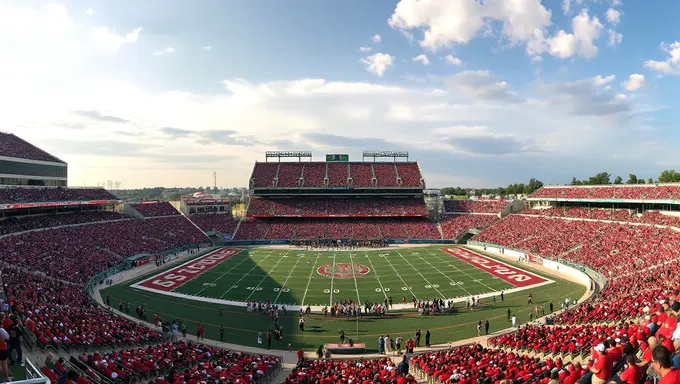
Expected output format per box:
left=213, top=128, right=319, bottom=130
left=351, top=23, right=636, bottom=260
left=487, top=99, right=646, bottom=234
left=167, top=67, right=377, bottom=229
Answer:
left=1, top=0, right=679, bottom=188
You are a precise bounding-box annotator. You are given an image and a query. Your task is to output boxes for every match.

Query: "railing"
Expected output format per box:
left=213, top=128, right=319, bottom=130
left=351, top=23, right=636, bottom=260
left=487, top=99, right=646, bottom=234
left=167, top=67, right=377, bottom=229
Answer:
left=16, top=358, right=49, bottom=384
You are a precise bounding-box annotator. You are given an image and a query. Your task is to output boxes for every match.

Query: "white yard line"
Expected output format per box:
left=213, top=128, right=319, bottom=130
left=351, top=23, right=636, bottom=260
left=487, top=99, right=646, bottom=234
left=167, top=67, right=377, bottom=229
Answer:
left=408, top=251, right=474, bottom=297
left=429, top=249, right=502, bottom=293
left=219, top=253, right=273, bottom=299
left=195, top=253, right=252, bottom=296
left=395, top=250, right=446, bottom=299
left=349, top=253, right=362, bottom=305
left=329, top=252, right=337, bottom=306
left=300, top=254, right=321, bottom=306
left=381, top=252, right=419, bottom=301
left=273, top=252, right=305, bottom=304
left=245, top=250, right=290, bottom=301
left=364, top=253, right=389, bottom=300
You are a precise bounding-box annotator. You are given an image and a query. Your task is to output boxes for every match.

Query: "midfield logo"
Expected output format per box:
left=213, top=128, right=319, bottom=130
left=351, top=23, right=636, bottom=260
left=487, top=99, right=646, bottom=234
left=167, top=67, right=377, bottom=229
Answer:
left=317, top=263, right=370, bottom=279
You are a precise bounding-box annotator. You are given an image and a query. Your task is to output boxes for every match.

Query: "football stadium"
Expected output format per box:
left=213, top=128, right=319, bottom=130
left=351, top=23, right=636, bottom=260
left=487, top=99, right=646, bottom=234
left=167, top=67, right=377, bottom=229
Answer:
left=1, top=131, right=679, bottom=384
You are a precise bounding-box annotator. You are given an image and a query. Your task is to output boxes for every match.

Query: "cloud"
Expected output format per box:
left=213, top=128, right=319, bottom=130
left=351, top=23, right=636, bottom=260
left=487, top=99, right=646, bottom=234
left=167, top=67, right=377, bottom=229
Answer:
left=72, top=110, right=130, bottom=124
left=360, top=53, right=395, bottom=76
left=154, top=47, right=176, bottom=56
left=412, top=54, right=430, bottom=65
left=203, top=46, right=212, bottom=51
left=371, top=34, right=382, bottom=43
left=445, top=55, right=463, bottom=65
left=358, top=46, right=372, bottom=52
left=606, top=8, right=621, bottom=25
left=607, top=29, right=623, bottom=46
left=644, top=41, right=680, bottom=75
left=388, top=0, right=552, bottom=53
left=534, top=78, right=631, bottom=117
left=90, top=26, right=141, bottom=52
left=528, top=9, right=604, bottom=60
left=85, top=8, right=94, bottom=16
left=592, top=75, right=615, bottom=86
left=161, top=127, right=195, bottom=137
left=433, top=126, right=542, bottom=155
left=621, top=74, right=646, bottom=91
left=303, top=133, right=397, bottom=149
left=562, top=0, right=571, bottom=14
left=445, top=71, right=519, bottom=102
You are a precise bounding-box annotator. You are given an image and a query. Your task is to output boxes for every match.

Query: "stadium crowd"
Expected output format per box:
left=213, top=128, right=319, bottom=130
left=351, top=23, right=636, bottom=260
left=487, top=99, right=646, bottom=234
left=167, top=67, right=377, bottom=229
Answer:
left=247, top=198, right=428, bottom=216
left=0, top=188, right=117, bottom=204
left=130, top=202, right=180, bottom=217
left=0, top=211, right=125, bottom=236
left=530, top=185, right=680, bottom=200
left=284, top=357, right=415, bottom=384
left=444, top=200, right=509, bottom=214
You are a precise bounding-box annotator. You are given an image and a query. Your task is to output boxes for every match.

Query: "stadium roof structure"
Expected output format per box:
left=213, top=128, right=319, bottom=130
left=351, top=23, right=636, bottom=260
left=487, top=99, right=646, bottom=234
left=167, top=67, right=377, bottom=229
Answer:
left=0, top=132, right=65, bottom=163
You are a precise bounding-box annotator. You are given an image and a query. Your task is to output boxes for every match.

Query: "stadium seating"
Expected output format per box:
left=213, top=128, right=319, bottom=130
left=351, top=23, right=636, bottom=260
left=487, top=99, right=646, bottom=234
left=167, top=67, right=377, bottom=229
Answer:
left=246, top=198, right=428, bottom=217
left=283, top=357, right=415, bottom=384
left=373, top=163, right=399, bottom=187
left=188, top=213, right=238, bottom=236
left=82, top=342, right=280, bottom=382
left=411, top=344, right=572, bottom=383
left=530, top=185, right=680, bottom=200
left=349, top=163, right=374, bottom=187
left=444, top=199, right=509, bottom=213
left=130, top=202, right=179, bottom=217
left=395, top=163, right=423, bottom=188
left=326, top=163, right=349, bottom=187
left=0, top=187, right=117, bottom=204
left=440, top=214, right=498, bottom=239
left=0, top=133, right=64, bottom=162
left=0, top=211, right=126, bottom=235
left=251, top=163, right=279, bottom=188
left=302, top=163, right=326, bottom=187
left=0, top=216, right=209, bottom=283
left=277, top=163, right=303, bottom=188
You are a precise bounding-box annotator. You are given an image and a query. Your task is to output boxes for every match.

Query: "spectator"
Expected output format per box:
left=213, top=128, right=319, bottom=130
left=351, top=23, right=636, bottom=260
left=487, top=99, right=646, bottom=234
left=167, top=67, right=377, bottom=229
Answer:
left=653, top=346, right=680, bottom=384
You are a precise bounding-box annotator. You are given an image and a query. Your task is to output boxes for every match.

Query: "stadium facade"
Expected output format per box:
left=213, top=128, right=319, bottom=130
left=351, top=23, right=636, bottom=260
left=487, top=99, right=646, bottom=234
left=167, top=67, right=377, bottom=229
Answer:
left=0, top=132, right=67, bottom=187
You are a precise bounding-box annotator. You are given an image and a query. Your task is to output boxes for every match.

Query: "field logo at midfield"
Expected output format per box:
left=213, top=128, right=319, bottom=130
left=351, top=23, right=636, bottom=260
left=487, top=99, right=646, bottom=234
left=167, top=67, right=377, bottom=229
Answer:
left=317, top=263, right=370, bottom=279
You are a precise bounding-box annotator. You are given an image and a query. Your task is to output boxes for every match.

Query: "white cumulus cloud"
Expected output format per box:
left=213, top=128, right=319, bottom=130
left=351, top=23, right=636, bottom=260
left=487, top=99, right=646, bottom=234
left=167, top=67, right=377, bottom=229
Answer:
left=412, top=54, right=430, bottom=65
left=621, top=74, right=646, bottom=91
left=606, top=8, right=621, bottom=25
left=592, top=75, right=615, bottom=86
left=358, top=46, right=372, bottom=52
left=644, top=41, right=680, bottom=75
left=607, top=29, right=623, bottom=46
left=445, top=55, right=463, bottom=65
left=153, top=47, right=176, bottom=56
left=371, top=34, right=382, bottom=43
left=360, top=53, right=395, bottom=77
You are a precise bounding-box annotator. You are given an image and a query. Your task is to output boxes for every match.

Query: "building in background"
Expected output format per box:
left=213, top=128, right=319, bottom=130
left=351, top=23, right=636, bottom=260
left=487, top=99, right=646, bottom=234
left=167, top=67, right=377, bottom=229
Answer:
left=0, top=132, right=67, bottom=187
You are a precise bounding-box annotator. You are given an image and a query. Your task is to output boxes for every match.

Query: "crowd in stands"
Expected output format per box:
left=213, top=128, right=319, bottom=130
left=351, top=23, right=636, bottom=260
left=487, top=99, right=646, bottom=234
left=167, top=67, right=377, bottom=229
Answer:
left=0, top=211, right=126, bottom=236
left=411, top=343, right=576, bottom=383
left=444, top=199, right=509, bottom=214
left=284, top=357, right=415, bottom=383
left=531, top=185, right=680, bottom=200
left=489, top=324, right=621, bottom=356
left=0, top=133, right=64, bottom=162
left=130, top=202, right=180, bottom=217
left=440, top=215, right=498, bottom=239
left=79, top=342, right=279, bottom=382
left=236, top=218, right=440, bottom=240
left=0, top=187, right=117, bottom=204
left=525, top=206, right=680, bottom=227
left=188, top=213, right=239, bottom=236
left=247, top=198, right=428, bottom=216
left=249, top=162, right=423, bottom=188
left=0, top=216, right=208, bottom=283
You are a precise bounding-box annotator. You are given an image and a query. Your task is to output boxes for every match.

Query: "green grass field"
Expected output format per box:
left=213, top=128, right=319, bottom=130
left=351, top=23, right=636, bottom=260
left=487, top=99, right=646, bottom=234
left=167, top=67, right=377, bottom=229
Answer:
left=102, top=246, right=585, bottom=352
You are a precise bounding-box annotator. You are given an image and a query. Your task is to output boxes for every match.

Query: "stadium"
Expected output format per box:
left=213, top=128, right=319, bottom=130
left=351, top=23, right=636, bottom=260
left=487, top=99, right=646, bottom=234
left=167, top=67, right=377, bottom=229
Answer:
left=1, top=131, right=678, bottom=384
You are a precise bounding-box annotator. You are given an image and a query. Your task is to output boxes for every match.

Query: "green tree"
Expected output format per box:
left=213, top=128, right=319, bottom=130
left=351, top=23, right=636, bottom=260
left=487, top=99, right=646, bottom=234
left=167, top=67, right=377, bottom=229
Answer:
left=648, top=178, right=654, bottom=184
left=626, top=174, right=638, bottom=184
left=613, top=176, right=623, bottom=184
left=588, top=172, right=611, bottom=185
left=658, top=169, right=680, bottom=183
left=570, top=177, right=582, bottom=186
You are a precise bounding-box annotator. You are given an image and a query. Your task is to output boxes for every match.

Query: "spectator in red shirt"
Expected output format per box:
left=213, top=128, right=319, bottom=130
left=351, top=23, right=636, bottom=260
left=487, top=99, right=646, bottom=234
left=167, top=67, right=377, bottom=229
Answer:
left=590, top=344, right=612, bottom=384
left=617, top=355, right=642, bottom=384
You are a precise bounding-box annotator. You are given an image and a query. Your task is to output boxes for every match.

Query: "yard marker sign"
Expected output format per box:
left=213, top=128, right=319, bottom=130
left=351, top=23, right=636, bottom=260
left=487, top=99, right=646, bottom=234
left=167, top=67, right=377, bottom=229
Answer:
left=136, top=248, right=241, bottom=292
left=441, top=248, right=548, bottom=288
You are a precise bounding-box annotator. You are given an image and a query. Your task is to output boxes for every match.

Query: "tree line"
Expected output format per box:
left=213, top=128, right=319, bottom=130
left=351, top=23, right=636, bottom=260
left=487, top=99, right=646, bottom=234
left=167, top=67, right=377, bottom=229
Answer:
left=441, top=169, right=680, bottom=197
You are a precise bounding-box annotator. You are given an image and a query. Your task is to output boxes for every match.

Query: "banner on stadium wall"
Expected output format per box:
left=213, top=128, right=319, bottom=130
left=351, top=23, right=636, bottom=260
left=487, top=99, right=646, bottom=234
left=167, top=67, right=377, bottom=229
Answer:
left=0, top=200, right=117, bottom=210
left=184, top=199, right=231, bottom=205
left=326, top=154, right=349, bottom=162
left=527, top=254, right=544, bottom=265
left=138, top=200, right=161, bottom=204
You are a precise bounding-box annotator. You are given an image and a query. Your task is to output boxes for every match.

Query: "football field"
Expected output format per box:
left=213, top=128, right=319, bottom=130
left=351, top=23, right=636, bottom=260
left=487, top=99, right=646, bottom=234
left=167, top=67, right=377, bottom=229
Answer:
left=132, top=246, right=552, bottom=307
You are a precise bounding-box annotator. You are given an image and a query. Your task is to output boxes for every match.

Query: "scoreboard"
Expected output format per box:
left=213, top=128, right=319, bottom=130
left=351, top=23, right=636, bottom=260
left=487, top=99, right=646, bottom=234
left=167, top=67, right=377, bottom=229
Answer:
left=326, top=154, right=349, bottom=162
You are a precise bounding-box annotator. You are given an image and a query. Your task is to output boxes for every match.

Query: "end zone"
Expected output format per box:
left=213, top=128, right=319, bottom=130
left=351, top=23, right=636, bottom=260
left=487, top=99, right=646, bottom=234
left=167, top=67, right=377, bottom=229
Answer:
left=441, top=247, right=553, bottom=288
left=133, top=248, right=241, bottom=292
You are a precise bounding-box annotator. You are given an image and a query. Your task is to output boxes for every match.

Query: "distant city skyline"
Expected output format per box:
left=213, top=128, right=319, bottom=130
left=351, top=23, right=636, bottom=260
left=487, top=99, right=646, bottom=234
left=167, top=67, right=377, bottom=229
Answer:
left=2, top=1, right=679, bottom=189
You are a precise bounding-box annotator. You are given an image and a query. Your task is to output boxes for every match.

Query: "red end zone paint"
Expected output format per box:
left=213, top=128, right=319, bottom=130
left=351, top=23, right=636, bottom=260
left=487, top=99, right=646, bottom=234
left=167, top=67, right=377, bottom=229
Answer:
left=136, top=248, right=241, bottom=292
left=440, top=248, right=547, bottom=287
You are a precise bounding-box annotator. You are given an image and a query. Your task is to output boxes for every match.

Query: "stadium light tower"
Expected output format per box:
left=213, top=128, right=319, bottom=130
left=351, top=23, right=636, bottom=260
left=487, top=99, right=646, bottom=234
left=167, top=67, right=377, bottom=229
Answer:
left=213, top=171, right=217, bottom=190
left=114, top=181, right=121, bottom=190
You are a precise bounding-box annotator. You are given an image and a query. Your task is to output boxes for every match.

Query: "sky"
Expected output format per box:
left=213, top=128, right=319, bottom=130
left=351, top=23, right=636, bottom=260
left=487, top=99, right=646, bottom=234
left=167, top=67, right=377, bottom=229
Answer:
left=1, top=0, right=679, bottom=189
